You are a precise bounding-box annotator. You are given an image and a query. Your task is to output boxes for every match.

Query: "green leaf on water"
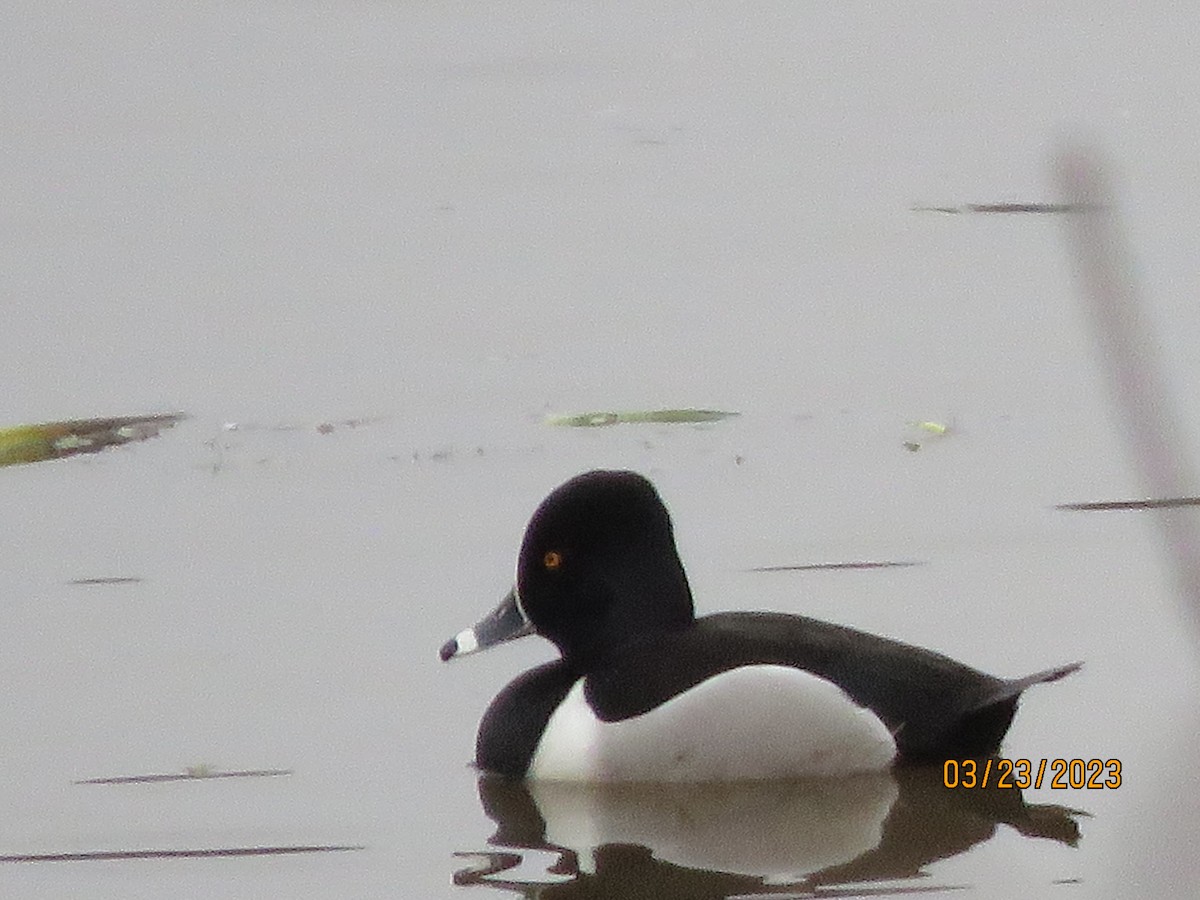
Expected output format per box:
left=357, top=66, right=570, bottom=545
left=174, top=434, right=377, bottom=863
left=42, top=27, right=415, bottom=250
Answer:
left=0, top=413, right=186, bottom=467
left=544, top=409, right=740, bottom=427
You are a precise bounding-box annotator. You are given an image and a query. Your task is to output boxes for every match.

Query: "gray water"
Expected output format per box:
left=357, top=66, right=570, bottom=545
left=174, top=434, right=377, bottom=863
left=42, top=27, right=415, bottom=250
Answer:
left=3, top=2, right=1199, bottom=896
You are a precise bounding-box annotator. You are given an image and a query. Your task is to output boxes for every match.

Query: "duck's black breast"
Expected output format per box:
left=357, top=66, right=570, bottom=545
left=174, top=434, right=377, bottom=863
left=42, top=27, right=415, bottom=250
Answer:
left=581, top=611, right=1024, bottom=763
left=475, top=660, right=579, bottom=777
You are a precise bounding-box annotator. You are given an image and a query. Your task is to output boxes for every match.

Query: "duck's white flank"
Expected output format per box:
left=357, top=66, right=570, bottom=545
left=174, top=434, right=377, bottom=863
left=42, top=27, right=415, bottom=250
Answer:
left=527, top=664, right=897, bottom=781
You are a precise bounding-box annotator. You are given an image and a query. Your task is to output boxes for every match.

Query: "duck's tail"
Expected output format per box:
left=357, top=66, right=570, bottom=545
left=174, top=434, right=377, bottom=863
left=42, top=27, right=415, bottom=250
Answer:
left=1009, top=661, right=1084, bottom=693
left=943, top=661, right=1084, bottom=760
left=975, top=661, right=1083, bottom=710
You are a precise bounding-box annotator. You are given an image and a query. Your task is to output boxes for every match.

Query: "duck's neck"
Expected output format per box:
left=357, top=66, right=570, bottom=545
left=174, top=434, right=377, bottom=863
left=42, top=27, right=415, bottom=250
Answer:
left=562, top=552, right=695, bottom=667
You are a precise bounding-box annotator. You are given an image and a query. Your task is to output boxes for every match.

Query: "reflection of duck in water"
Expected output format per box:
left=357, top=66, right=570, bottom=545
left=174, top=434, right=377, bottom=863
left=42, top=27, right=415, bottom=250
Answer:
left=456, top=769, right=1082, bottom=896
left=441, top=470, right=1081, bottom=781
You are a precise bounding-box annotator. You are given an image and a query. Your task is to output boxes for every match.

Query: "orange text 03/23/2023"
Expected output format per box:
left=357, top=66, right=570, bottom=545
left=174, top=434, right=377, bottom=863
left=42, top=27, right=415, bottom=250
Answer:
left=943, top=758, right=1122, bottom=790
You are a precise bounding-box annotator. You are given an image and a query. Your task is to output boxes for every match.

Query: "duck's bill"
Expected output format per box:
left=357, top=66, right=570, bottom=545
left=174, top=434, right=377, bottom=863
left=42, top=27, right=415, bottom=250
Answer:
left=439, top=587, right=533, bottom=661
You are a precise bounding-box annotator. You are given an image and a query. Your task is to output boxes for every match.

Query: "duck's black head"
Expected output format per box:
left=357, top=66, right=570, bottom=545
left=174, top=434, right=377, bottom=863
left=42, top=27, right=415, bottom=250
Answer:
left=514, top=470, right=695, bottom=663
left=439, top=470, right=695, bottom=667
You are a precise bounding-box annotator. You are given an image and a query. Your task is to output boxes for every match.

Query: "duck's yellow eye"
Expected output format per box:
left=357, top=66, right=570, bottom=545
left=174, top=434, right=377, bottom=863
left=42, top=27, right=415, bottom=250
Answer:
left=543, top=550, right=562, bottom=570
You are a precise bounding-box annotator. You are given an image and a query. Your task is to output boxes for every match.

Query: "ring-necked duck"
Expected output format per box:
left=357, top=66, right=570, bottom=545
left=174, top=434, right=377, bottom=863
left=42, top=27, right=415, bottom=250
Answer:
left=441, top=470, right=1081, bottom=781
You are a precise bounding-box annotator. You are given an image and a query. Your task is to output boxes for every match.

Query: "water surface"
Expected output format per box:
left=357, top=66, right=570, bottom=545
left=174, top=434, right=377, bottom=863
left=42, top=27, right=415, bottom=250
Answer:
left=3, top=1, right=1199, bottom=896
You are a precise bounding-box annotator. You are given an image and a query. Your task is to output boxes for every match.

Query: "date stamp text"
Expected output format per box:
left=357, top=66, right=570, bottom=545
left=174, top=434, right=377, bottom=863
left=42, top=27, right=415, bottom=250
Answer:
left=943, top=758, right=1121, bottom=789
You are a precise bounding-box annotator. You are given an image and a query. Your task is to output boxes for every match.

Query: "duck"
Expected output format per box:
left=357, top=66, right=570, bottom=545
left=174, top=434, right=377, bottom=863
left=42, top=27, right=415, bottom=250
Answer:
left=440, top=470, right=1081, bottom=781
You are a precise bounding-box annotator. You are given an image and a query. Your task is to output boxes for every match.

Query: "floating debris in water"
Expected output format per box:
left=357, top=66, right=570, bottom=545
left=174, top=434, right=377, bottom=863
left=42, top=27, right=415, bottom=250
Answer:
left=911, top=202, right=1102, bottom=215
left=913, top=420, right=949, bottom=435
left=222, top=416, right=381, bottom=434
left=68, top=577, right=144, bottom=586
left=1057, top=497, right=1200, bottom=511
left=0, top=413, right=185, bottom=467
left=75, top=767, right=292, bottom=785
left=404, top=446, right=486, bottom=463
left=0, top=845, right=362, bottom=863
left=749, top=560, right=924, bottom=573
left=545, top=409, right=740, bottom=427
left=902, top=418, right=952, bottom=452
